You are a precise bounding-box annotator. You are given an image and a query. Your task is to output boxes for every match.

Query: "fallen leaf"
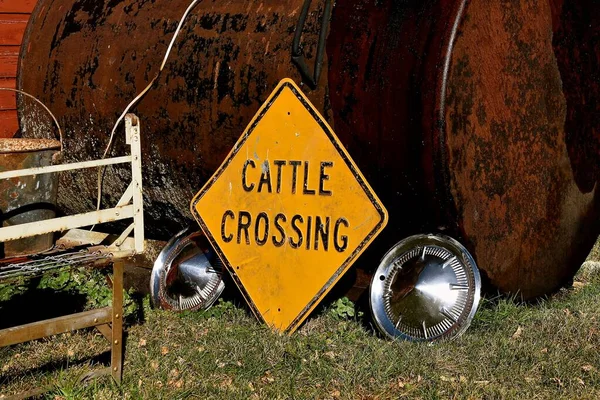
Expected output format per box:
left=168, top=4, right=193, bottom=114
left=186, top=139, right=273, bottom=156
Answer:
left=576, top=378, right=585, bottom=386
left=261, top=371, right=275, bottom=384
left=217, top=361, right=226, bottom=368
left=198, top=346, right=205, bottom=352
left=525, top=377, right=535, bottom=383
left=440, top=375, right=456, bottom=383
left=67, top=349, right=74, bottom=357
left=572, top=281, right=586, bottom=289
left=138, top=379, right=143, bottom=388
left=459, top=376, right=467, bottom=383
left=248, top=382, right=255, bottom=391
left=511, top=326, right=523, bottom=340
left=540, top=348, right=548, bottom=353
left=330, top=390, right=341, bottom=398
left=167, top=379, right=183, bottom=388
left=161, top=346, right=169, bottom=355
left=582, top=365, right=595, bottom=372
left=563, top=309, right=571, bottom=317
left=325, top=351, right=335, bottom=359
left=151, top=361, right=159, bottom=370
left=138, top=338, right=147, bottom=347
left=219, top=377, right=232, bottom=389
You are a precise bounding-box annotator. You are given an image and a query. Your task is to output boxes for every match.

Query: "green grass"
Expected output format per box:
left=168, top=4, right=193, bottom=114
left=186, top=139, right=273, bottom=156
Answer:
left=1, top=268, right=599, bottom=399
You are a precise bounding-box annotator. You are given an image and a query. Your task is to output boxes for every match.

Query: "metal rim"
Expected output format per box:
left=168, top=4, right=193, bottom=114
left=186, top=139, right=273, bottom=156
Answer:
left=369, top=234, right=481, bottom=342
left=150, top=228, right=225, bottom=312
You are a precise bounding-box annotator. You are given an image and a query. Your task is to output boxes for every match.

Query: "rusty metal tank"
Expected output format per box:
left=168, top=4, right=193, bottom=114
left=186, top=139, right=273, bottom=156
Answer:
left=0, top=138, right=60, bottom=257
left=15, top=0, right=600, bottom=299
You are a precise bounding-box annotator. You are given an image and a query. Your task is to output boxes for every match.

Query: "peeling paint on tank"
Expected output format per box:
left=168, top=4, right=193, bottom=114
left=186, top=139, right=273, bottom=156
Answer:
left=19, top=0, right=329, bottom=239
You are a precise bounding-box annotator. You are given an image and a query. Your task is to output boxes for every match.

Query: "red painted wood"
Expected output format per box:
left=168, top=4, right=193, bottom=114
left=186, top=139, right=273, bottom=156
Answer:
left=0, top=46, right=18, bottom=77
left=0, top=77, right=16, bottom=110
left=0, top=2, right=34, bottom=136
left=0, top=109, right=18, bottom=137
left=0, top=44, right=20, bottom=136
left=0, top=0, right=36, bottom=13
left=0, top=14, right=28, bottom=45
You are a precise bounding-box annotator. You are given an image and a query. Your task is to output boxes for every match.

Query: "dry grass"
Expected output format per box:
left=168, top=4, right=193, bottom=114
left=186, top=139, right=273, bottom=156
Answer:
left=1, top=258, right=599, bottom=399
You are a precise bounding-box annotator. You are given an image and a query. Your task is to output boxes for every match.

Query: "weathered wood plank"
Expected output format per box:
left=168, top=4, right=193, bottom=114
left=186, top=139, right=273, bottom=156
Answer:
left=0, top=109, right=17, bottom=137
left=0, top=14, right=29, bottom=45
left=0, top=45, right=18, bottom=77
left=0, top=0, right=37, bottom=13
left=0, top=77, right=16, bottom=110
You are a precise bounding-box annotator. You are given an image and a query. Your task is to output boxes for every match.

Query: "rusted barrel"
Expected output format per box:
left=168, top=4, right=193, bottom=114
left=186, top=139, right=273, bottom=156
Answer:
left=0, top=139, right=60, bottom=257
left=16, top=0, right=600, bottom=299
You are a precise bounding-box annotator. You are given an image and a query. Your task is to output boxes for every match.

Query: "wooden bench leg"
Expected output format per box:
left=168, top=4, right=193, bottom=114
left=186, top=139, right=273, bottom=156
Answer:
left=111, top=260, right=124, bottom=384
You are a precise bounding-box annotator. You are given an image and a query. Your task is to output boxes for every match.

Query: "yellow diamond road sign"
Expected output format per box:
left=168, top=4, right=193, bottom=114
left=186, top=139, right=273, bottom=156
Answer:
left=191, top=79, right=388, bottom=333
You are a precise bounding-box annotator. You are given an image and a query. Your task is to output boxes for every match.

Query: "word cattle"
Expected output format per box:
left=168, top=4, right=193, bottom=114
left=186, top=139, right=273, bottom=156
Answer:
left=221, top=159, right=348, bottom=251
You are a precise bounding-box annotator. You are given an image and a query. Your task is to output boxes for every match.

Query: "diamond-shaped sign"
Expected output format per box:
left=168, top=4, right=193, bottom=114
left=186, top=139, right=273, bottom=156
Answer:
left=191, top=79, right=387, bottom=333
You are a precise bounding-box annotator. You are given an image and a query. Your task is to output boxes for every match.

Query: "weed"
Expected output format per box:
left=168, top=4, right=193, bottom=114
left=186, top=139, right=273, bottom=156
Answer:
left=328, top=296, right=363, bottom=320
left=0, top=267, right=139, bottom=322
left=47, top=369, right=86, bottom=400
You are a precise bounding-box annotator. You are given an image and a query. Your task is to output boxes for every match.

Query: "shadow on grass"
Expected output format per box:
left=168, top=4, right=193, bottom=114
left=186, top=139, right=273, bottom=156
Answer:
left=0, top=314, right=136, bottom=392
left=0, top=279, right=145, bottom=391
left=0, top=349, right=112, bottom=385
left=0, top=281, right=88, bottom=330
left=0, top=274, right=148, bottom=330
left=0, top=349, right=115, bottom=400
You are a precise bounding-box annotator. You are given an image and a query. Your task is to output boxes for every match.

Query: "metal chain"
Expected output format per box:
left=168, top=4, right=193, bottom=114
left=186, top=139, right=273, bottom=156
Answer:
left=0, top=250, right=112, bottom=282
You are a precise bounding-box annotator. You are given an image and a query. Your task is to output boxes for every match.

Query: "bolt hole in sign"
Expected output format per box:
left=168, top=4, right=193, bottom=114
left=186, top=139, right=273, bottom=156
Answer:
left=191, top=79, right=388, bottom=333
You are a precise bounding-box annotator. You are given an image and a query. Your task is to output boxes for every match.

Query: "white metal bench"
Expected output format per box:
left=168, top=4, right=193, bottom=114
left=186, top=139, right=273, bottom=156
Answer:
left=0, top=114, right=144, bottom=390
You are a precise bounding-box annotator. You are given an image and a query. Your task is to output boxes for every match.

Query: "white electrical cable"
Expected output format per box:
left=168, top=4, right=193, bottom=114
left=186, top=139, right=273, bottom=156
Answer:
left=0, top=87, right=64, bottom=152
left=95, top=0, right=201, bottom=215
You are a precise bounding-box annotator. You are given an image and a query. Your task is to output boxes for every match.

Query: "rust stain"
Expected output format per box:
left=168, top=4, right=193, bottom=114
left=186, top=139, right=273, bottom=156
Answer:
left=0, top=138, right=60, bottom=153
left=550, top=0, right=600, bottom=194
left=443, top=0, right=599, bottom=299
left=0, top=144, right=60, bottom=257
left=14, top=0, right=600, bottom=299
left=18, top=0, right=329, bottom=239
